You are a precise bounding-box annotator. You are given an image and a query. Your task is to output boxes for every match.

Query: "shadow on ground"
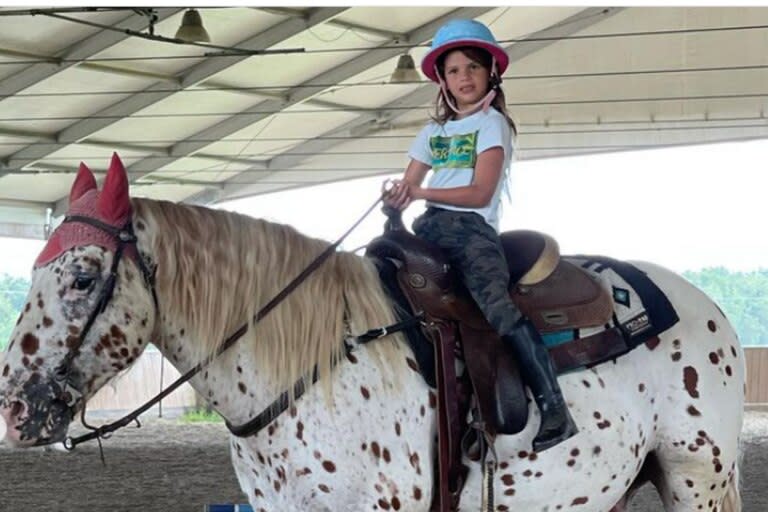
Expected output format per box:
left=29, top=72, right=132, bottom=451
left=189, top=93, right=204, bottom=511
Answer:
left=1, top=410, right=765, bottom=511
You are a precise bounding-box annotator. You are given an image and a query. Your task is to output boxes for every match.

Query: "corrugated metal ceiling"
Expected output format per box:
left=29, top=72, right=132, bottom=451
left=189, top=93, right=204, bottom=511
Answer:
left=1, top=6, right=767, bottom=238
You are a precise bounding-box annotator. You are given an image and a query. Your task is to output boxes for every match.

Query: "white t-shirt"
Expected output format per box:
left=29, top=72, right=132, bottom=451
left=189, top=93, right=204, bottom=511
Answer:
left=408, top=108, right=514, bottom=230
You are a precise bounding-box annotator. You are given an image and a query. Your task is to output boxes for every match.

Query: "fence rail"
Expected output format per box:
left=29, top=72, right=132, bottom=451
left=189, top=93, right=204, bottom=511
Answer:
left=86, top=351, right=197, bottom=413
left=745, top=347, right=768, bottom=404
left=86, top=347, right=768, bottom=413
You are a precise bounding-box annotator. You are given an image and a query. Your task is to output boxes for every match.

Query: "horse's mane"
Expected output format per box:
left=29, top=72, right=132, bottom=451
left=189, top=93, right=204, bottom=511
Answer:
left=132, top=198, right=404, bottom=393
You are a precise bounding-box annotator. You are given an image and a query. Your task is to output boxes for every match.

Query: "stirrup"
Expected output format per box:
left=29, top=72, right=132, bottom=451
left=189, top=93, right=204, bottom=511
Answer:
left=532, top=408, right=578, bottom=452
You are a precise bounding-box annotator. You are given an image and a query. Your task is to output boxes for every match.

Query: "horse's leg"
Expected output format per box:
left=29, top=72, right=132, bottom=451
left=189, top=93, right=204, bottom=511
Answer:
left=608, top=498, right=628, bottom=512
left=653, top=355, right=742, bottom=510
left=645, top=449, right=739, bottom=512
left=608, top=448, right=740, bottom=512
left=608, top=452, right=655, bottom=512
left=648, top=357, right=742, bottom=512
left=634, top=262, right=744, bottom=512
left=721, top=465, right=742, bottom=512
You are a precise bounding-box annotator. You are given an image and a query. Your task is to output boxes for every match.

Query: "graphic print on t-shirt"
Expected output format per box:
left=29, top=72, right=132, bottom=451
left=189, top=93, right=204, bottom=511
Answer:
left=429, top=131, right=478, bottom=169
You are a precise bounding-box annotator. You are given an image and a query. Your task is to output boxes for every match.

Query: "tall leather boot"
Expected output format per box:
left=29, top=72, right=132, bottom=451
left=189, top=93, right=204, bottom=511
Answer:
left=502, top=317, right=578, bottom=452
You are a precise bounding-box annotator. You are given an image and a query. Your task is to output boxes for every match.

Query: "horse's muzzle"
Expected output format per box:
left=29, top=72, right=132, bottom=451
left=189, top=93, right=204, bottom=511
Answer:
left=0, top=377, right=74, bottom=447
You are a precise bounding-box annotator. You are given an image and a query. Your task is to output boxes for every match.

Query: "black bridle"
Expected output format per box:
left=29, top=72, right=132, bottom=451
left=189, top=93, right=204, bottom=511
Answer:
left=52, top=215, right=157, bottom=415
left=54, top=196, right=420, bottom=450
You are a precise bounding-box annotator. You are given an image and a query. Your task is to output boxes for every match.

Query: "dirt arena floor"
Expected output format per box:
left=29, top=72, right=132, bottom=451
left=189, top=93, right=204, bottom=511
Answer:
left=0, top=409, right=765, bottom=511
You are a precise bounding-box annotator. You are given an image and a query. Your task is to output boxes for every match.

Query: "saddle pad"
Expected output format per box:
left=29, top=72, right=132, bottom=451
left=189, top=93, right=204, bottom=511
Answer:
left=543, top=256, right=680, bottom=354
left=536, top=256, right=682, bottom=375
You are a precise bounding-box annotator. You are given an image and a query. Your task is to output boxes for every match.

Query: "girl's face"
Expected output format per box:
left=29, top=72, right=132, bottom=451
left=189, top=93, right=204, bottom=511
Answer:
left=442, top=49, right=490, bottom=112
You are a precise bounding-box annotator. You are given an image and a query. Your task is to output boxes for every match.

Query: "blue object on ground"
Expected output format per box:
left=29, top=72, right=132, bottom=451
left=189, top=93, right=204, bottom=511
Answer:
left=204, top=505, right=254, bottom=512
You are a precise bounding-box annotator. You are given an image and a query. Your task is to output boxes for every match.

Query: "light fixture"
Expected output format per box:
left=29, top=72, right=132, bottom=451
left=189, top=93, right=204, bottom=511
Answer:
left=390, top=53, right=421, bottom=83
left=175, top=9, right=211, bottom=43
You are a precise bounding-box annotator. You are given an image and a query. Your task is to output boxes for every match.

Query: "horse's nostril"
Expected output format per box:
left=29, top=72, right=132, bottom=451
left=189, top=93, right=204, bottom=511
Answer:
left=9, top=401, right=24, bottom=417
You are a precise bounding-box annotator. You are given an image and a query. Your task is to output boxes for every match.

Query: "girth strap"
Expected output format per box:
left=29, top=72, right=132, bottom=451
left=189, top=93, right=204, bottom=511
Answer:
left=429, top=321, right=468, bottom=512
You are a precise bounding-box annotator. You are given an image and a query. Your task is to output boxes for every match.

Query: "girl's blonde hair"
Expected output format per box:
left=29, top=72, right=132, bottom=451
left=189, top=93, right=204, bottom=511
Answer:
left=432, top=46, right=517, bottom=135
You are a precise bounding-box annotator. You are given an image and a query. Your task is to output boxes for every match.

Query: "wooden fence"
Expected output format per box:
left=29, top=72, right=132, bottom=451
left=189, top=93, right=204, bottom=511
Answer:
left=87, top=351, right=197, bottom=414
left=745, top=347, right=768, bottom=404
left=87, top=347, right=768, bottom=413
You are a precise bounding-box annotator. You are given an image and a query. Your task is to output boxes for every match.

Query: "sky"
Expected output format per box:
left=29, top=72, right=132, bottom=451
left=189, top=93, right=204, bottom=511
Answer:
left=1, top=139, right=767, bottom=279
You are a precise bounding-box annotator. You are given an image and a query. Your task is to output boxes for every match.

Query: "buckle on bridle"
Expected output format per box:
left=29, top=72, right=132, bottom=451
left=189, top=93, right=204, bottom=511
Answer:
left=61, top=385, right=83, bottom=409
left=118, top=230, right=137, bottom=243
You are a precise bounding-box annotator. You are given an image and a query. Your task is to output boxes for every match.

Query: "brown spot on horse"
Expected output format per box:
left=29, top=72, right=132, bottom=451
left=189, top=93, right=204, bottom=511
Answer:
left=644, top=336, right=660, bottom=350
left=683, top=366, right=700, bottom=399
left=20, top=333, right=39, bottom=355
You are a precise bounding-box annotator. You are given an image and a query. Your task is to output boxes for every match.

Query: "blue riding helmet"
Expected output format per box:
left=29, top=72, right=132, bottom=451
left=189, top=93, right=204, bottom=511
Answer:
left=421, top=19, right=509, bottom=82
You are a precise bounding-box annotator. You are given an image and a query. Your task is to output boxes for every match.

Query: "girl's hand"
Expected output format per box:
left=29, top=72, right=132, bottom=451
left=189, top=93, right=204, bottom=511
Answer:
left=383, top=179, right=413, bottom=210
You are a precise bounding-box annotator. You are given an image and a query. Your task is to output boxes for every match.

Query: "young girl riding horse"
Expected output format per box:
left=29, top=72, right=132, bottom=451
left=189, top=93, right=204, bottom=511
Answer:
left=383, top=19, right=577, bottom=452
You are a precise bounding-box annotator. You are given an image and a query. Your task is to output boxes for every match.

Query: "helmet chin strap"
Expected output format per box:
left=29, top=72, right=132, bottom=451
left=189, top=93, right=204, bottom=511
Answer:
left=435, top=56, right=500, bottom=116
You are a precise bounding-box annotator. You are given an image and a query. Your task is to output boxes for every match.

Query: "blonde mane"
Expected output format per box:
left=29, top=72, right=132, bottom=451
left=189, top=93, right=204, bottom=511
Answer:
left=132, top=198, right=405, bottom=392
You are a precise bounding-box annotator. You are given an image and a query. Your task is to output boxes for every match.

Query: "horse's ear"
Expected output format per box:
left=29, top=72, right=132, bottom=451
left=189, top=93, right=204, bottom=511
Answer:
left=70, top=162, right=97, bottom=204
left=96, top=152, right=132, bottom=223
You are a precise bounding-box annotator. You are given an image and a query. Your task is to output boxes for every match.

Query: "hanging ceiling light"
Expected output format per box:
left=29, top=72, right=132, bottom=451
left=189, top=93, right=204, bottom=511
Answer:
left=390, top=53, right=421, bottom=83
left=175, top=9, right=211, bottom=43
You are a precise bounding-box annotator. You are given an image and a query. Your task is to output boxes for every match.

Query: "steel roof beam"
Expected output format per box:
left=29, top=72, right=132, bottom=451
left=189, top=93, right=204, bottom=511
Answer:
left=253, top=7, right=406, bottom=40
left=217, top=7, right=625, bottom=202
left=2, top=7, right=348, bottom=181
left=0, top=8, right=182, bottom=98
left=0, top=221, right=47, bottom=240
left=112, top=8, right=494, bottom=192
left=0, top=198, right=51, bottom=210
left=0, top=125, right=268, bottom=168
left=51, top=8, right=492, bottom=214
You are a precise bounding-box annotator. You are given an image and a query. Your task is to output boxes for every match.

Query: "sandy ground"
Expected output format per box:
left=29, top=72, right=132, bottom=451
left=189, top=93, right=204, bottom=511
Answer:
left=0, top=409, right=765, bottom=512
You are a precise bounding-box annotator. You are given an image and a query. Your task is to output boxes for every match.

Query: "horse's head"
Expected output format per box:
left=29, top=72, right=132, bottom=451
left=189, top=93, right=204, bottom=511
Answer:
left=0, top=154, right=157, bottom=447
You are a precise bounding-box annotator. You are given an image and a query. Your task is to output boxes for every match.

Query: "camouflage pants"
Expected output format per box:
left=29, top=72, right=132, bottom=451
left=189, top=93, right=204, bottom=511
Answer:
left=413, top=208, right=522, bottom=336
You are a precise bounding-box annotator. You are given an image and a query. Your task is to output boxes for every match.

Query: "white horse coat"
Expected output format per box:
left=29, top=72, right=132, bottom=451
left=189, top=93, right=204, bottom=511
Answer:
left=0, top=156, right=744, bottom=512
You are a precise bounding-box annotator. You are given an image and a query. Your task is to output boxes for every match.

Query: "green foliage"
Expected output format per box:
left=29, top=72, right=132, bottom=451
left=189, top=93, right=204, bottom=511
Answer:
left=0, top=273, right=30, bottom=351
left=179, top=407, right=223, bottom=423
left=0, top=269, right=765, bottom=351
left=682, top=267, right=768, bottom=347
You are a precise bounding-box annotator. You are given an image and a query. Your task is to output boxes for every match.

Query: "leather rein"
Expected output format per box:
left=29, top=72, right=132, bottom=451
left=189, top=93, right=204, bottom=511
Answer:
left=60, top=196, right=419, bottom=450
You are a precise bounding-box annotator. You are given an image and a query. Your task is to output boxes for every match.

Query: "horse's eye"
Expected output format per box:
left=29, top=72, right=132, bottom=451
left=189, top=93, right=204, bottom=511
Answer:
left=73, top=275, right=94, bottom=291
left=54, top=365, right=68, bottom=380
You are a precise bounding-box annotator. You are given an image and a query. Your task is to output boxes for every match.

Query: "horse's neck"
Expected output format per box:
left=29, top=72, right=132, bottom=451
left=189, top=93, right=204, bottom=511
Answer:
left=132, top=199, right=416, bottom=428
left=153, top=323, right=286, bottom=424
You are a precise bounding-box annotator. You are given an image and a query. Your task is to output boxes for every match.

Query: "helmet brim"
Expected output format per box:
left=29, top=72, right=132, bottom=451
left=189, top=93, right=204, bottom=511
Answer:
left=421, top=39, right=509, bottom=82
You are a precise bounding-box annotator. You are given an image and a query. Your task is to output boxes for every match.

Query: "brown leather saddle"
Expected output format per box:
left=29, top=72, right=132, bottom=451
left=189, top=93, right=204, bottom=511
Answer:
left=366, top=209, right=628, bottom=512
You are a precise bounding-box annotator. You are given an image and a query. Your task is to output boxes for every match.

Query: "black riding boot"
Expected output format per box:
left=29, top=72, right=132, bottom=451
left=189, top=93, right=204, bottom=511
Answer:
left=502, top=318, right=578, bottom=452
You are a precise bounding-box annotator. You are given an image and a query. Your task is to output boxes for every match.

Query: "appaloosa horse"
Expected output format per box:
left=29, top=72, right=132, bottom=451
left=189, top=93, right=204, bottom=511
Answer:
left=0, top=154, right=744, bottom=511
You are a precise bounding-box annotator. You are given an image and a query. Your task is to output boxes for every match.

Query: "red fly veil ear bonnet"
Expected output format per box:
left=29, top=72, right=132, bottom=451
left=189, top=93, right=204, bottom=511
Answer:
left=35, top=153, right=134, bottom=267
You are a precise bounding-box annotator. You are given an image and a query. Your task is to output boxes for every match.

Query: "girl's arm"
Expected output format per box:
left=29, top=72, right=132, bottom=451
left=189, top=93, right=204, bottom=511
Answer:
left=384, top=158, right=431, bottom=210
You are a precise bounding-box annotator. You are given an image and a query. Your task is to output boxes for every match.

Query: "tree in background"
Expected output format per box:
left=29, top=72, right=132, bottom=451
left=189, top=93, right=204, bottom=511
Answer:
left=683, top=267, right=768, bottom=347
left=0, top=269, right=765, bottom=349
left=0, top=274, right=29, bottom=349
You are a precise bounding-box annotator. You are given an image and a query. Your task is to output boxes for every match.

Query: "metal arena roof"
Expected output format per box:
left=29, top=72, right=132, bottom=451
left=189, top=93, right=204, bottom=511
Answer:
left=1, top=6, right=768, bottom=238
